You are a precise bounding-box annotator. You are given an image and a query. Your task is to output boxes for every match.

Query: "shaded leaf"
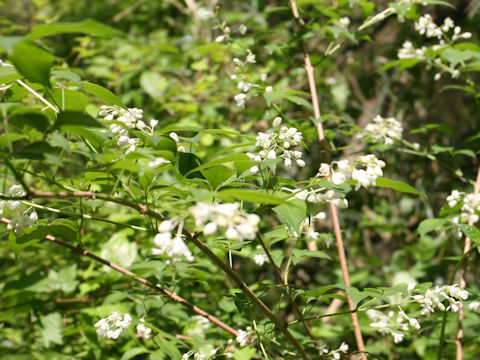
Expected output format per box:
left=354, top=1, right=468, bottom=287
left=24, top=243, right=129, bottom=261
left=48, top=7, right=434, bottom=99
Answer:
left=11, top=40, right=54, bottom=86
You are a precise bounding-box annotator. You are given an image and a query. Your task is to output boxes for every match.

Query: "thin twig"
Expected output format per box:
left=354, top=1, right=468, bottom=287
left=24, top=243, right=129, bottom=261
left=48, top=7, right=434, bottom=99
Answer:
left=288, top=0, right=366, bottom=357
left=455, top=166, right=480, bottom=360
left=256, top=234, right=315, bottom=340
left=7, top=190, right=310, bottom=359
left=0, top=217, right=238, bottom=337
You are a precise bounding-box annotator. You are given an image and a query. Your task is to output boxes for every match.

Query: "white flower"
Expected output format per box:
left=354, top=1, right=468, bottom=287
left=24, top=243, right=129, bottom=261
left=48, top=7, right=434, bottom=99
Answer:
left=468, top=301, right=480, bottom=311
left=318, top=163, right=331, bottom=176
left=236, top=328, right=252, bottom=346
left=234, top=93, right=247, bottom=108
left=148, top=157, right=170, bottom=167
left=170, top=132, right=180, bottom=142
left=95, top=312, right=131, bottom=339
left=331, top=172, right=347, bottom=185
left=272, top=116, right=282, bottom=127
left=239, top=24, right=247, bottom=35
left=261, top=73, right=267, bottom=82
left=253, top=254, right=268, bottom=266
left=265, top=86, right=273, bottom=93
left=339, top=17, right=350, bottom=27
left=136, top=318, right=152, bottom=340
left=255, top=132, right=272, bottom=149
left=215, top=34, right=227, bottom=43
left=190, top=202, right=260, bottom=242
left=245, top=50, right=256, bottom=64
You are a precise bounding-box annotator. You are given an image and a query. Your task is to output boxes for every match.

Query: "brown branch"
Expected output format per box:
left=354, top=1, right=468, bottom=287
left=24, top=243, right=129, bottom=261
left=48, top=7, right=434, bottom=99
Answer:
left=0, top=217, right=238, bottom=338
left=456, top=165, right=480, bottom=359
left=289, top=1, right=366, bottom=358
left=8, top=191, right=309, bottom=359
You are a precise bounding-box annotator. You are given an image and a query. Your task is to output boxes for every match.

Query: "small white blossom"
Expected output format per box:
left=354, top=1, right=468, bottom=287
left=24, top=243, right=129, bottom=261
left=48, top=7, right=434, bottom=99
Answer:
left=148, top=157, right=170, bottom=167
left=136, top=318, right=152, bottom=340
left=253, top=254, right=268, bottom=266
left=95, top=312, right=132, bottom=339
left=272, top=116, right=282, bottom=127
left=234, top=93, right=247, bottom=108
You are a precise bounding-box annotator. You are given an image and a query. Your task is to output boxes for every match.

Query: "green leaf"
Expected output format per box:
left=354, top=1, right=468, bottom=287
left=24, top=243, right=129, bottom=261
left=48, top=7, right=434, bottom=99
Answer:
left=263, top=90, right=312, bottom=110
left=417, top=218, right=447, bottom=237
left=29, top=264, right=79, bottom=293
left=100, top=231, right=137, bottom=272
left=273, top=199, right=306, bottom=231
left=54, top=111, right=104, bottom=129
left=375, top=177, right=427, bottom=198
left=121, top=348, right=150, bottom=360
left=9, top=109, right=50, bottom=131
left=457, top=224, right=480, bottom=244
left=27, top=19, right=122, bottom=39
left=218, top=189, right=285, bottom=204
left=0, top=35, right=23, bottom=52
left=140, top=71, right=169, bottom=99
left=82, top=81, right=124, bottom=107
left=177, top=152, right=204, bottom=179
left=10, top=40, right=54, bottom=86
left=0, top=66, right=21, bottom=84
left=291, top=249, right=331, bottom=265
left=202, top=165, right=234, bottom=189
left=154, top=336, right=182, bottom=360
left=441, top=48, right=475, bottom=67
left=39, top=312, right=63, bottom=348
left=233, top=347, right=256, bottom=360
left=51, top=70, right=84, bottom=90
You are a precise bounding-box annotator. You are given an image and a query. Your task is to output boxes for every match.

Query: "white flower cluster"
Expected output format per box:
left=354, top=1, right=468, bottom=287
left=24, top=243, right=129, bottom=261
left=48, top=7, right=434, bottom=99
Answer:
left=191, top=202, right=260, bottom=241
left=248, top=121, right=305, bottom=173
left=367, top=283, right=469, bottom=344
left=319, top=342, right=349, bottom=359
left=253, top=253, right=268, bottom=266
left=136, top=318, right=152, bottom=340
left=153, top=219, right=194, bottom=262
left=320, top=154, right=386, bottom=190
left=1, top=185, right=38, bottom=236
left=214, top=21, right=248, bottom=43
left=230, top=49, right=259, bottom=108
left=446, top=190, right=480, bottom=225
left=94, top=312, right=132, bottom=339
left=293, top=188, right=348, bottom=209
left=358, top=115, right=403, bottom=145
left=99, top=105, right=158, bottom=154
left=236, top=326, right=252, bottom=346
left=412, top=284, right=468, bottom=315
left=186, top=315, right=211, bottom=337
left=182, top=349, right=218, bottom=360
left=366, top=309, right=414, bottom=344
left=398, top=15, right=472, bottom=80
left=397, top=40, right=426, bottom=60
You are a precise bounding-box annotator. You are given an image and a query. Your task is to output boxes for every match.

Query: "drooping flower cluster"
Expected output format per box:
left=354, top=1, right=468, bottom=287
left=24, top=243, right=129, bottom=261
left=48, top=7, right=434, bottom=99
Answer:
left=397, top=15, right=472, bottom=80
left=248, top=121, right=305, bottom=173
left=94, top=312, right=132, bottom=339
left=319, top=154, right=386, bottom=190
left=185, top=315, right=211, bottom=337
left=366, top=309, right=413, bottom=344
left=190, top=202, right=260, bottom=241
left=411, top=284, right=468, bottom=315
left=136, top=318, right=152, bottom=340
left=319, top=341, right=349, bottom=359
left=182, top=348, right=218, bottom=360
left=1, top=185, right=38, bottom=236
left=357, top=115, right=403, bottom=145
left=99, top=105, right=158, bottom=154
left=235, top=326, right=253, bottom=346
left=446, top=190, right=480, bottom=225
left=152, top=219, right=194, bottom=262
left=367, top=283, right=469, bottom=344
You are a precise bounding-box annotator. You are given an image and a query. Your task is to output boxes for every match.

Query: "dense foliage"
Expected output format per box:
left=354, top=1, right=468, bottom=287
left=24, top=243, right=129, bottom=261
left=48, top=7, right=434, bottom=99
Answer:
left=1, top=0, right=480, bottom=359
